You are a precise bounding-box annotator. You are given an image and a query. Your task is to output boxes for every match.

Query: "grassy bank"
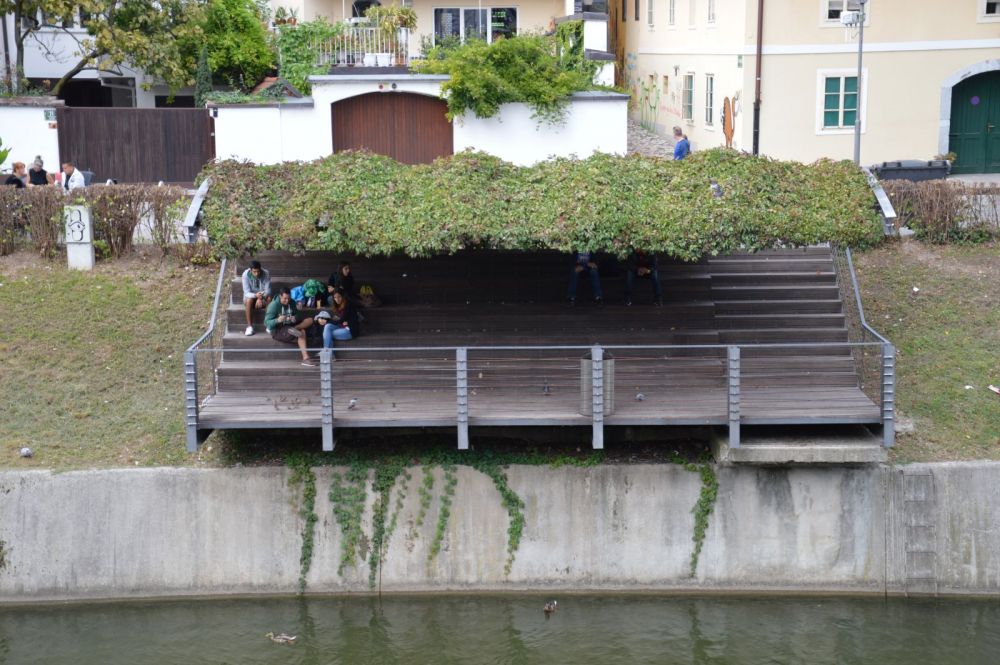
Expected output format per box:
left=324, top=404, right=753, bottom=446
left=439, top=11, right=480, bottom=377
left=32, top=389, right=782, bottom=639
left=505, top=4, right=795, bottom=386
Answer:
left=1, top=240, right=997, bottom=469
left=0, top=251, right=217, bottom=468
left=854, top=240, right=1000, bottom=462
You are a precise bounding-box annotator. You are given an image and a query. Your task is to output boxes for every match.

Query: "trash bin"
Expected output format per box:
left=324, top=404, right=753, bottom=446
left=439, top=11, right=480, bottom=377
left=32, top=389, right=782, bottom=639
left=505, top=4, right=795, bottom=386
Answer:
left=872, top=160, right=951, bottom=182
left=579, top=352, right=615, bottom=417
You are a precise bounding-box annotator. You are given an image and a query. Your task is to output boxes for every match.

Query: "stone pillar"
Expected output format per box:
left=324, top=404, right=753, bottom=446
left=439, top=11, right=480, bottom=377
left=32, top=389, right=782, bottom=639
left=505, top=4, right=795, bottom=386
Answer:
left=64, top=205, right=94, bottom=270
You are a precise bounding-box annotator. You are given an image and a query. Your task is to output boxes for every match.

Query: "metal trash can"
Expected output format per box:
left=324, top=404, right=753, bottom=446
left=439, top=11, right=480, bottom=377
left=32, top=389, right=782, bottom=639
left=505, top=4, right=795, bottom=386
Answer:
left=872, top=160, right=951, bottom=182
left=579, top=353, right=615, bottom=417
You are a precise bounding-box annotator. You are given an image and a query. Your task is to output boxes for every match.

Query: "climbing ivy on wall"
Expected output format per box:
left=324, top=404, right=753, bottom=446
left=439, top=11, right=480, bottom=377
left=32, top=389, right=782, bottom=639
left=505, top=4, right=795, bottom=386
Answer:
left=670, top=453, right=719, bottom=577
left=200, top=149, right=883, bottom=261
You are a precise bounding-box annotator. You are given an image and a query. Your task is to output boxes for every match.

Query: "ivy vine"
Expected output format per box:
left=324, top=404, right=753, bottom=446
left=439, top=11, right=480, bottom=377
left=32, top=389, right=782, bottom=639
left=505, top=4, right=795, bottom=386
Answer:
left=670, top=453, right=720, bottom=577
left=327, top=462, right=368, bottom=575
left=428, top=463, right=458, bottom=561
left=286, top=454, right=319, bottom=593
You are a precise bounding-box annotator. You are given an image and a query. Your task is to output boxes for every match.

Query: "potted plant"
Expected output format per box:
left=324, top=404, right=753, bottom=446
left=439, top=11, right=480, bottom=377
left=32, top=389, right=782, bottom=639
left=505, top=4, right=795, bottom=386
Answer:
left=287, top=7, right=298, bottom=26
left=273, top=6, right=287, bottom=25
left=365, top=4, right=417, bottom=66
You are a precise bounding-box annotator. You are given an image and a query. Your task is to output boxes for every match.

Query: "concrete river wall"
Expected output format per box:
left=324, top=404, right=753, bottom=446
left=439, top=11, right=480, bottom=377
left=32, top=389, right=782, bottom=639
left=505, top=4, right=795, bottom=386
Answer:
left=1, top=463, right=998, bottom=602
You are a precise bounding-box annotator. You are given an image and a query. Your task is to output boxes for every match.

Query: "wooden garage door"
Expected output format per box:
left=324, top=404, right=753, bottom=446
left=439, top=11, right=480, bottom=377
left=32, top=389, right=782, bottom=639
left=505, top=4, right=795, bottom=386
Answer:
left=331, top=92, right=453, bottom=164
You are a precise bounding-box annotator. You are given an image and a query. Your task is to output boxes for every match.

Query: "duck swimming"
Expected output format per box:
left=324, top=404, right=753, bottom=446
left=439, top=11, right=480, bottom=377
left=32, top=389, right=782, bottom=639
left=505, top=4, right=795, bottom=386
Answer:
left=543, top=601, right=557, bottom=615
left=266, top=632, right=298, bottom=645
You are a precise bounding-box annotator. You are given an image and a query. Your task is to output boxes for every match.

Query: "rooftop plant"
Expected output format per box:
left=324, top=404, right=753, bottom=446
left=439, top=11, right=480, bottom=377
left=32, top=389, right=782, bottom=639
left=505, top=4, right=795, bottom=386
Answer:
left=276, top=18, right=346, bottom=94
left=199, top=149, right=883, bottom=259
left=413, top=34, right=599, bottom=124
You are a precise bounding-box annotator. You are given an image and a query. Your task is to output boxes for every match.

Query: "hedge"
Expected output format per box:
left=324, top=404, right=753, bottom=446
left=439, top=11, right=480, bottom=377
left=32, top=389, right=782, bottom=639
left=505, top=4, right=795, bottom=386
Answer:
left=198, top=148, right=884, bottom=260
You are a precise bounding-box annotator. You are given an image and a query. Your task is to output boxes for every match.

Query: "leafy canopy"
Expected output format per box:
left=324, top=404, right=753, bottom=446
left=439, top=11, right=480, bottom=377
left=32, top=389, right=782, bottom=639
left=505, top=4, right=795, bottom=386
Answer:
left=197, top=0, right=274, bottom=90
left=275, top=19, right=344, bottom=95
left=413, top=34, right=599, bottom=124
left=199, top=149, right=883, bottom=260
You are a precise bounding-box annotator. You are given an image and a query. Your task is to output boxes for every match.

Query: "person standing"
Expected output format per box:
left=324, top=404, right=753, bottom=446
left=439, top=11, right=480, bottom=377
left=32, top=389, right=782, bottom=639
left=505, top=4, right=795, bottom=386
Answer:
left=241, top=260, right=272, bottom=336
left=61, top=162, right=86, bottom=191
left=3, top=162, right=26, bottom=187
left=28, top=157, right=48, bottom=186
left=672, top=127, right=690, bottom=160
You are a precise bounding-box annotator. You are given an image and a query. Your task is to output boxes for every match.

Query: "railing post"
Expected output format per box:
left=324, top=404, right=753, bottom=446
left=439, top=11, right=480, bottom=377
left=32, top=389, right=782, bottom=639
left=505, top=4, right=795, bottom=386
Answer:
left=184, top=350, right=200, bottom=452
left=881, top=342, right=896, bottom=448
left=456, top=347, right=469, bottom=450
left=727, top=346, right=741, bottom=449
left=591, top=345, right=604, bottom=450
left=320, top=349, right=335, bottom=452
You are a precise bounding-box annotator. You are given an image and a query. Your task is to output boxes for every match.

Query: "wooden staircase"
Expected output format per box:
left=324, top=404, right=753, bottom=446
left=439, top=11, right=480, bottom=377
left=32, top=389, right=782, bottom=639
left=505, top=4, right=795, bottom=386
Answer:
left=197, top=247, right=881, bottom=437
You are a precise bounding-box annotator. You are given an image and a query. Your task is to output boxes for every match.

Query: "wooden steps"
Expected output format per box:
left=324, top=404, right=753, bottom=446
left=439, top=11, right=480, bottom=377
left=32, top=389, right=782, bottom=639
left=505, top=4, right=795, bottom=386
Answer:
left=197, top=246, right=882, bottom=431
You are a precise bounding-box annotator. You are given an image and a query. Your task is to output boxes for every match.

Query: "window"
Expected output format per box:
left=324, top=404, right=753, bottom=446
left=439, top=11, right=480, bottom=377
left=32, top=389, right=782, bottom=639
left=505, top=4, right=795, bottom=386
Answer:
left=822, top=75, right=858, bottom=128
left=704, top=74, right=714, bottom=125
left=647, top=0, right=654, bottom=26
left=668, top=0, right=676, bottom=24
left=826, top=0, right=861, bottom=21
left=682, top=73, right=694, bottom=121
left=434, top=7, right=516, bottom=44
left=985, top=1, right=999, bottom=15
left=635, top=0, right=640, bottom=21
left=707, top=0, right=715, bottom=23
left=689, top=0, right=696, bottom=26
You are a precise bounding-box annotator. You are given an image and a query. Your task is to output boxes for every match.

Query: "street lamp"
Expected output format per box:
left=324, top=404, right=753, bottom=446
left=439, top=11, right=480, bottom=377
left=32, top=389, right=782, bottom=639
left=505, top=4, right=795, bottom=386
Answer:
left=841, top=1, right=868, bottom=165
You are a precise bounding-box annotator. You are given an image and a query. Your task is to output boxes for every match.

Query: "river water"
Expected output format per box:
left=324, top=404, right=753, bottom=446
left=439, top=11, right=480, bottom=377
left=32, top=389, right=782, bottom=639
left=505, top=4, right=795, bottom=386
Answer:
left=1, top=594, right=997, bottom=664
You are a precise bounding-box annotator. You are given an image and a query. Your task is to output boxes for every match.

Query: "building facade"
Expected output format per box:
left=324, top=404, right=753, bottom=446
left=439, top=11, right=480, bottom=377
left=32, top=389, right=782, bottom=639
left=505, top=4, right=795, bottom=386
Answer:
left=622, top=0, right=1000, bottom=172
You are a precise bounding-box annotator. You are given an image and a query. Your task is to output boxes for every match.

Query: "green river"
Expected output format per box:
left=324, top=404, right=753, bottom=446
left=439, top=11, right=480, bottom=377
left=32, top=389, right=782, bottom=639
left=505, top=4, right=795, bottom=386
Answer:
left=0, top=594, right=997, bottom=664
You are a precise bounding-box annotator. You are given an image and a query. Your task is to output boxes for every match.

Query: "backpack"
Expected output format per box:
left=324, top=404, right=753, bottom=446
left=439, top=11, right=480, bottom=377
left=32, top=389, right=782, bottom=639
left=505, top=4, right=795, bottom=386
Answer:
left=359, top=284, right=382, bottom=308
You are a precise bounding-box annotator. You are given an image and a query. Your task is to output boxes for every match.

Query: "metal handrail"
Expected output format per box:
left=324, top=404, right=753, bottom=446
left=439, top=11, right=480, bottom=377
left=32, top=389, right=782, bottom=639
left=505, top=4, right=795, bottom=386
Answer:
left=843, top=247, right=891, bottom=346
left=187, top=257, right=229, bottom=352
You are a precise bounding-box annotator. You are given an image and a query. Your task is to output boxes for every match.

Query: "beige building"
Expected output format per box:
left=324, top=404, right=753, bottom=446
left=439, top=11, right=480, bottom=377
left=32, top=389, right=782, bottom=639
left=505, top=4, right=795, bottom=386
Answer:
left=622, top=0, right=1000, bottom=172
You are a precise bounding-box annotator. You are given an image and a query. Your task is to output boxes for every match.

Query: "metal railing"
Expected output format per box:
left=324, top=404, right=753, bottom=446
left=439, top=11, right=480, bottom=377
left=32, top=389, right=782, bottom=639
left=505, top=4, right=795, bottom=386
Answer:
left=833, top=245, right=895, bottom=446
left=315, top=26, right=411, bottom=69
left=186, top=340, right=890, bottom=453
left=184, top=258, right=229, bottom=451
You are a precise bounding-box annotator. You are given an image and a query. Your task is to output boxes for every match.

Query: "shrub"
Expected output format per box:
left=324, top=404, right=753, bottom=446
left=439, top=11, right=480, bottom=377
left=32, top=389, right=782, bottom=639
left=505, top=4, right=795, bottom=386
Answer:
left=0, top=185, right=25, bottom=255
left=276, top=19, right=345, bottom=95
left=145, top=186, right=190, bottom=252
left=20, top=187, right=65, bottom=257
left=413, top=35, right=598, bottom=124
left=882, top=180, right=1000, bottom=244
left=199, top=149, right=884, bottom=259
left=83, top=185, right=147, bottom=258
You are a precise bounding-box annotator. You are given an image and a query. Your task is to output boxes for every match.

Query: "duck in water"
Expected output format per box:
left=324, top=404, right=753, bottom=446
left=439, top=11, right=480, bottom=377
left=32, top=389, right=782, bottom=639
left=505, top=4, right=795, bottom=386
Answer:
left=266, top=632, right=298, bottom=645
left=543, top=601, right=557, bottom=616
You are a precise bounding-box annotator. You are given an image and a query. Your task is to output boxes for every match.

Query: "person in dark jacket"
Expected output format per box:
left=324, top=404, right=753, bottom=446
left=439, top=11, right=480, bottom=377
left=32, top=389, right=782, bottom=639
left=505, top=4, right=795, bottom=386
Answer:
left=624, top=250, right=662, bottom=306
left=326, top=261, right=356, bottom=304
left=28, top=157, right=48, bottom=186
left=3, top=162, right=26, bottom=188
left=264, top=288, right=316, bottom=366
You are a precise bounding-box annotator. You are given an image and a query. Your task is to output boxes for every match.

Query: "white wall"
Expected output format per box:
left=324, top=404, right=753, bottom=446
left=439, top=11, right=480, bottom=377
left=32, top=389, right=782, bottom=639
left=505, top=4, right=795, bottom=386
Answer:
left=211, top=78, right=628, bottom=166
left=0, top=104, right=61, bottom=174
left=453, top=94, right=628, bottom=165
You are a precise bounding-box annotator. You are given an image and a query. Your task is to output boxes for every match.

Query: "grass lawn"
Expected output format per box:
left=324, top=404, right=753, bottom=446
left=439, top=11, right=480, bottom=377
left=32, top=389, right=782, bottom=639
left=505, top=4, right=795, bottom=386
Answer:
left=854, top=240, right=1000, bottom=462
left=1, top=240, right=997, bottom=469
left=0, top=250, right=217, bottom=468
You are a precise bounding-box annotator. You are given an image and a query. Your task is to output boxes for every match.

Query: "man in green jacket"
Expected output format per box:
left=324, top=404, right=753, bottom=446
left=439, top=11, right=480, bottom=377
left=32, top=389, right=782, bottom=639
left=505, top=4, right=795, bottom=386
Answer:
left=265, top=288, right=316, bottom=366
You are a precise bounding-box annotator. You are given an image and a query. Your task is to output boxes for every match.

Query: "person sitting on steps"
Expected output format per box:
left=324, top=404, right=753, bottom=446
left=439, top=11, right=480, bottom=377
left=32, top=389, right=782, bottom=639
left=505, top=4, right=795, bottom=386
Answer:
left=265, top=288, right=316, bottom=367
left=326, top=260, right=357, bottom=305
left=318, top=289, right=358, bottom=359
left=567, top=251, right=603, bottom=306
left=624, top=249, right=663, bottom=306
left=241, top=260, right=271, bottom=336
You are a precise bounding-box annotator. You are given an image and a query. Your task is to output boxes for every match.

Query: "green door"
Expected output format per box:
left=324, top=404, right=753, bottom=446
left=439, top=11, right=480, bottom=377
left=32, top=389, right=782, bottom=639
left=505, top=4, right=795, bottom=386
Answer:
left=949, top=71, right=1000, bottom=174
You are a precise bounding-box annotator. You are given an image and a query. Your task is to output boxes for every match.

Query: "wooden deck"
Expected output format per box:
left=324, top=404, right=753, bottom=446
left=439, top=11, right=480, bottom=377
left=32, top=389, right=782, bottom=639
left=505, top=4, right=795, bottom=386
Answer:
left=193, top=248, right=884, bottom=443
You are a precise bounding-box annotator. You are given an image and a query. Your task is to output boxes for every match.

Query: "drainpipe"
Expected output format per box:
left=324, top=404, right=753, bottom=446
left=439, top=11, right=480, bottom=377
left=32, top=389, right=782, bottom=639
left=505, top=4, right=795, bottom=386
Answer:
left=1, top=15, right=11, bottom=85
left=752, top=0, right=764, bottom=155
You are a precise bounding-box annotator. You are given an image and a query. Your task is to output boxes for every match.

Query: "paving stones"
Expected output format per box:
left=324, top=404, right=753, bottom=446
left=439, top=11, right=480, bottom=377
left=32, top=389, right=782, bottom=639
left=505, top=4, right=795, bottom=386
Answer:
left=627, top=118, right=676, bottom=159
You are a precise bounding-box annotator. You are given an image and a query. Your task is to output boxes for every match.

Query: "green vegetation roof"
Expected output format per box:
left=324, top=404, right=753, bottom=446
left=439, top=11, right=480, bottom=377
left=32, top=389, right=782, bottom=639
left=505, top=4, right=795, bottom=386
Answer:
left=199, top=148, right=883, bottom=260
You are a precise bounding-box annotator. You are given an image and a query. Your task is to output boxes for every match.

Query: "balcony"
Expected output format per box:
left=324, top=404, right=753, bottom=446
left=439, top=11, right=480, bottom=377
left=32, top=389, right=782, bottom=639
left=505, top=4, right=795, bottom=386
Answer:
left=315, top=25, right=412, bottom=72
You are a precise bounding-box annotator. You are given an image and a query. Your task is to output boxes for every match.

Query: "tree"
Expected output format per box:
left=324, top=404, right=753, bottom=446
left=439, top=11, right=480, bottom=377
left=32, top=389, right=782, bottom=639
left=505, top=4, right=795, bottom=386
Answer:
left=0, top=0, right=204, bottom=96
left=194, top=45, right=211, bottom=107
left=199, top=0, right=274, bottom=90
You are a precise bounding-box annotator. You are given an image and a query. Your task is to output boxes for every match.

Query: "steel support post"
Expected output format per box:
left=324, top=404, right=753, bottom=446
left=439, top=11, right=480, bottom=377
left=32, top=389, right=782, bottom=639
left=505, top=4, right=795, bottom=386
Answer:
left=591, top=345, right=604, bottom=450
left=881, top=342, right=896, bottom=448
left=727, top=346, right=741, bottom=449
left=456, top=347, right=469, bottom=450
left=320, top=349, right=335, bottom=451
left=184, top=350, right=200, bottom=452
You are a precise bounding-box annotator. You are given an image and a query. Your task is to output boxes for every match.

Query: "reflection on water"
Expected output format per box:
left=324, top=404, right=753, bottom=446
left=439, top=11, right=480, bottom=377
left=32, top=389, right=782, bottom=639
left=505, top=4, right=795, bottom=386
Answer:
left=0, top=594, right=998, bottom=665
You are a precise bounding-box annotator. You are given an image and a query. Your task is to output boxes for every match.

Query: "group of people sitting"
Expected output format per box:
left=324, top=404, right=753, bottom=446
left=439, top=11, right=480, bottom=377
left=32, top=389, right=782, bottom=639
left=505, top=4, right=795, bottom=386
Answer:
left=3, top=157, right=87, bottom=190
left=569, top=249, right=663, bottom=307
left=241, top=260, right=360, bottom=367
